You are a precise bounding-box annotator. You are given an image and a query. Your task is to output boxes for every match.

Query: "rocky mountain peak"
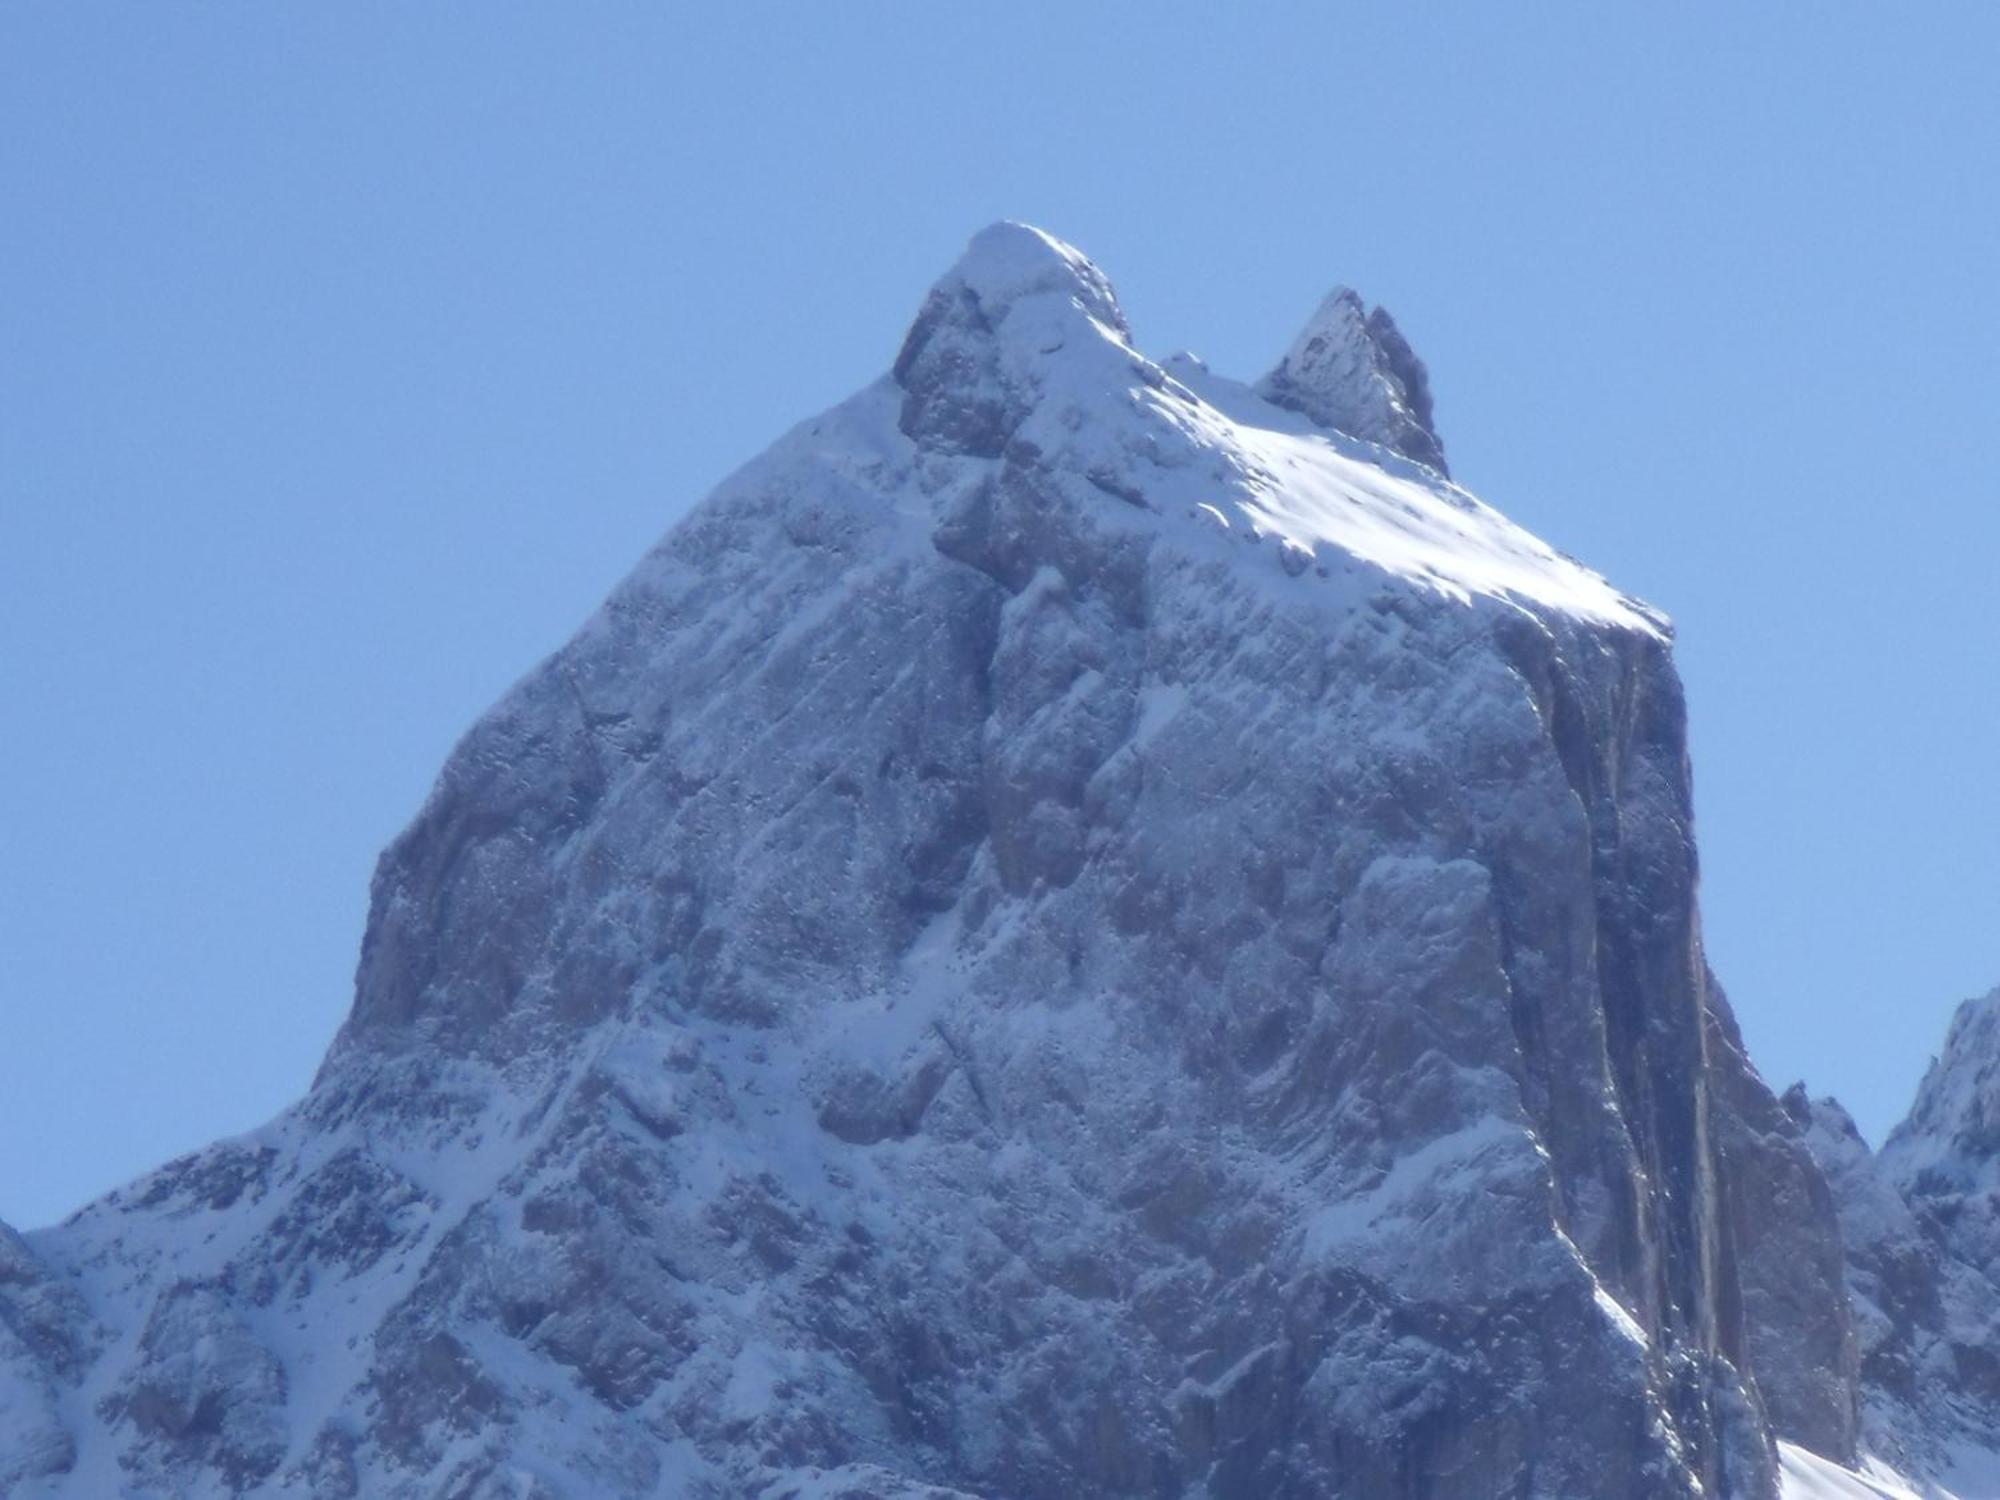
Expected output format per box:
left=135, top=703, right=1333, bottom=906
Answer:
left=891, top=222, right=1134, bottom=458
left=1792, top=987, right=2000, bottom=1488
left=909, top=220, right=1128, bottom=343
left=1257, top=285, right=1448, bottom=476
left=3, top=222, right=1961, bottom=1500
left=1884, top=985, right=2000, bottom=1190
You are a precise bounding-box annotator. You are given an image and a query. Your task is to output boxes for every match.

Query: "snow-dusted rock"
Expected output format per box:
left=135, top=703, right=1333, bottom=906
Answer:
left=1797, top=988, right=2000, bottom=1494
left=1255, top=286, right=1447, bottom=475
left=0, top=1222, right=91, bottom=1490
left=4, top=223, right=1871, bottom=1497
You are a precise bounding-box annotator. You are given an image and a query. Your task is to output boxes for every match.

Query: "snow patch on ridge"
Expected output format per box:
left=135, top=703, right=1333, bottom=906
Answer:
left=1779, top=1442, right=1948, bottom=1500
left=1165, top=360, right=1663, bottom=636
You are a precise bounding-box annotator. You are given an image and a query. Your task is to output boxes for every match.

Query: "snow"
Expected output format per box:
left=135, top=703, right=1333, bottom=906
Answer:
left=1779, top=1442, right=1945, bottom=1500
left=940, top=220, right=1127, bottom=338
left=1161, top=356, right=1665, bottom=637
left=1592, top=1280, right=1650, bottom=1348
left=1303, top=1113, right=1521, bottom=1255
left=895, top=218, right=1666, bottom=642
left=1881, top=987, right=2000, bottom=1190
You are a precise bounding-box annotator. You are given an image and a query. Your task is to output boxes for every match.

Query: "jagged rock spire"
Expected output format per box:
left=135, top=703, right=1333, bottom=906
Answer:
left=1258, top=287, right=1448, bottom=476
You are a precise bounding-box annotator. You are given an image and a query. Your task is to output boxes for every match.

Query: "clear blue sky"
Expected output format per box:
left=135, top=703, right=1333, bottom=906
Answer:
left=3, top=5, right=1995, bottom=1229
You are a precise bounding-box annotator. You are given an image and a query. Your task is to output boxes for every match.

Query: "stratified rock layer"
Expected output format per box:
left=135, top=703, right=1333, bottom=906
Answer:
left=1, top=225, right=1865, bottom=1498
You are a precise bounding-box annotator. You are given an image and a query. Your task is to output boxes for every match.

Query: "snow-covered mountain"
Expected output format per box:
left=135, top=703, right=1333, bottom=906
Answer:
left=1792, top=988, right=2000, bottom=1498
left=0, top=223, right=1987, bottom=1498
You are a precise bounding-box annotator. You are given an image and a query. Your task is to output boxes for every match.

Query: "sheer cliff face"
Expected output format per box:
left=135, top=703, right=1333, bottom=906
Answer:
left=3, top=225, right=1858, bottom=1499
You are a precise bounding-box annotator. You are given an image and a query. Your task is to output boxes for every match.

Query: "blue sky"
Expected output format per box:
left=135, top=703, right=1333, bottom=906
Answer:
left=3, top=5, right=1995, bottom=1229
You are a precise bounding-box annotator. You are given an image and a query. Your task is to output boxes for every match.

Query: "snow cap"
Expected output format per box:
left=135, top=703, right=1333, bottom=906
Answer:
left=1258, top=286, right=1448, bottom=477
left=912, top=221, right=1127, bottom=343
left=892, top=222, right=1132, bottom=457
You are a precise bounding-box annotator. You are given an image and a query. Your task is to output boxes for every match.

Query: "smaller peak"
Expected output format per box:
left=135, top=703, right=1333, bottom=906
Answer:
left=1882, top=984, right=2000, bottom=1178
left=1944, top=984, right=2000, bottom=1047
left=1258, top=285, right=1447, bottom=477
left=1779, top=1080, right=1864, bottom=1144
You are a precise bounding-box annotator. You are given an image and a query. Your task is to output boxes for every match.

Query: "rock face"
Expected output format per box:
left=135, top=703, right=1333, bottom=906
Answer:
left=0, top=224, right=1874, bottom=1497
left=1796, top=987, right=2000, bottom=1493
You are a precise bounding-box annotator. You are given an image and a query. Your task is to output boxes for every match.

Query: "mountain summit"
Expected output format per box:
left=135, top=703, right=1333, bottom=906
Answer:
left=0, top=225, right=1986, bottom=1499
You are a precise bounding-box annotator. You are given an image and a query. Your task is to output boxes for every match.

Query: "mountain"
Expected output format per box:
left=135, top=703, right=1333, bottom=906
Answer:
left=1254, top=288, right=1448, bottom=477
left=1794, top=988, right=2000, bottom=1497
left=0, top=222, right=1973, bottom=1498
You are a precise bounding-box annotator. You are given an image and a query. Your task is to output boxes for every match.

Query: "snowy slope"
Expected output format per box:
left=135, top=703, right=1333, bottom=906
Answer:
left=1778, top=1441, right=1943, bottom=1500
left=0, top=223, right=1892, bottom=1498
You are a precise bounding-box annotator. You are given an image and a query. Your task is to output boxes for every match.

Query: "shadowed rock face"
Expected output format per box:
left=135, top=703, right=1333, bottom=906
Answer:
left=1708, top=1001, right=1860, bottom=1461
left=1, top=224, right=1861, bottom=1498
